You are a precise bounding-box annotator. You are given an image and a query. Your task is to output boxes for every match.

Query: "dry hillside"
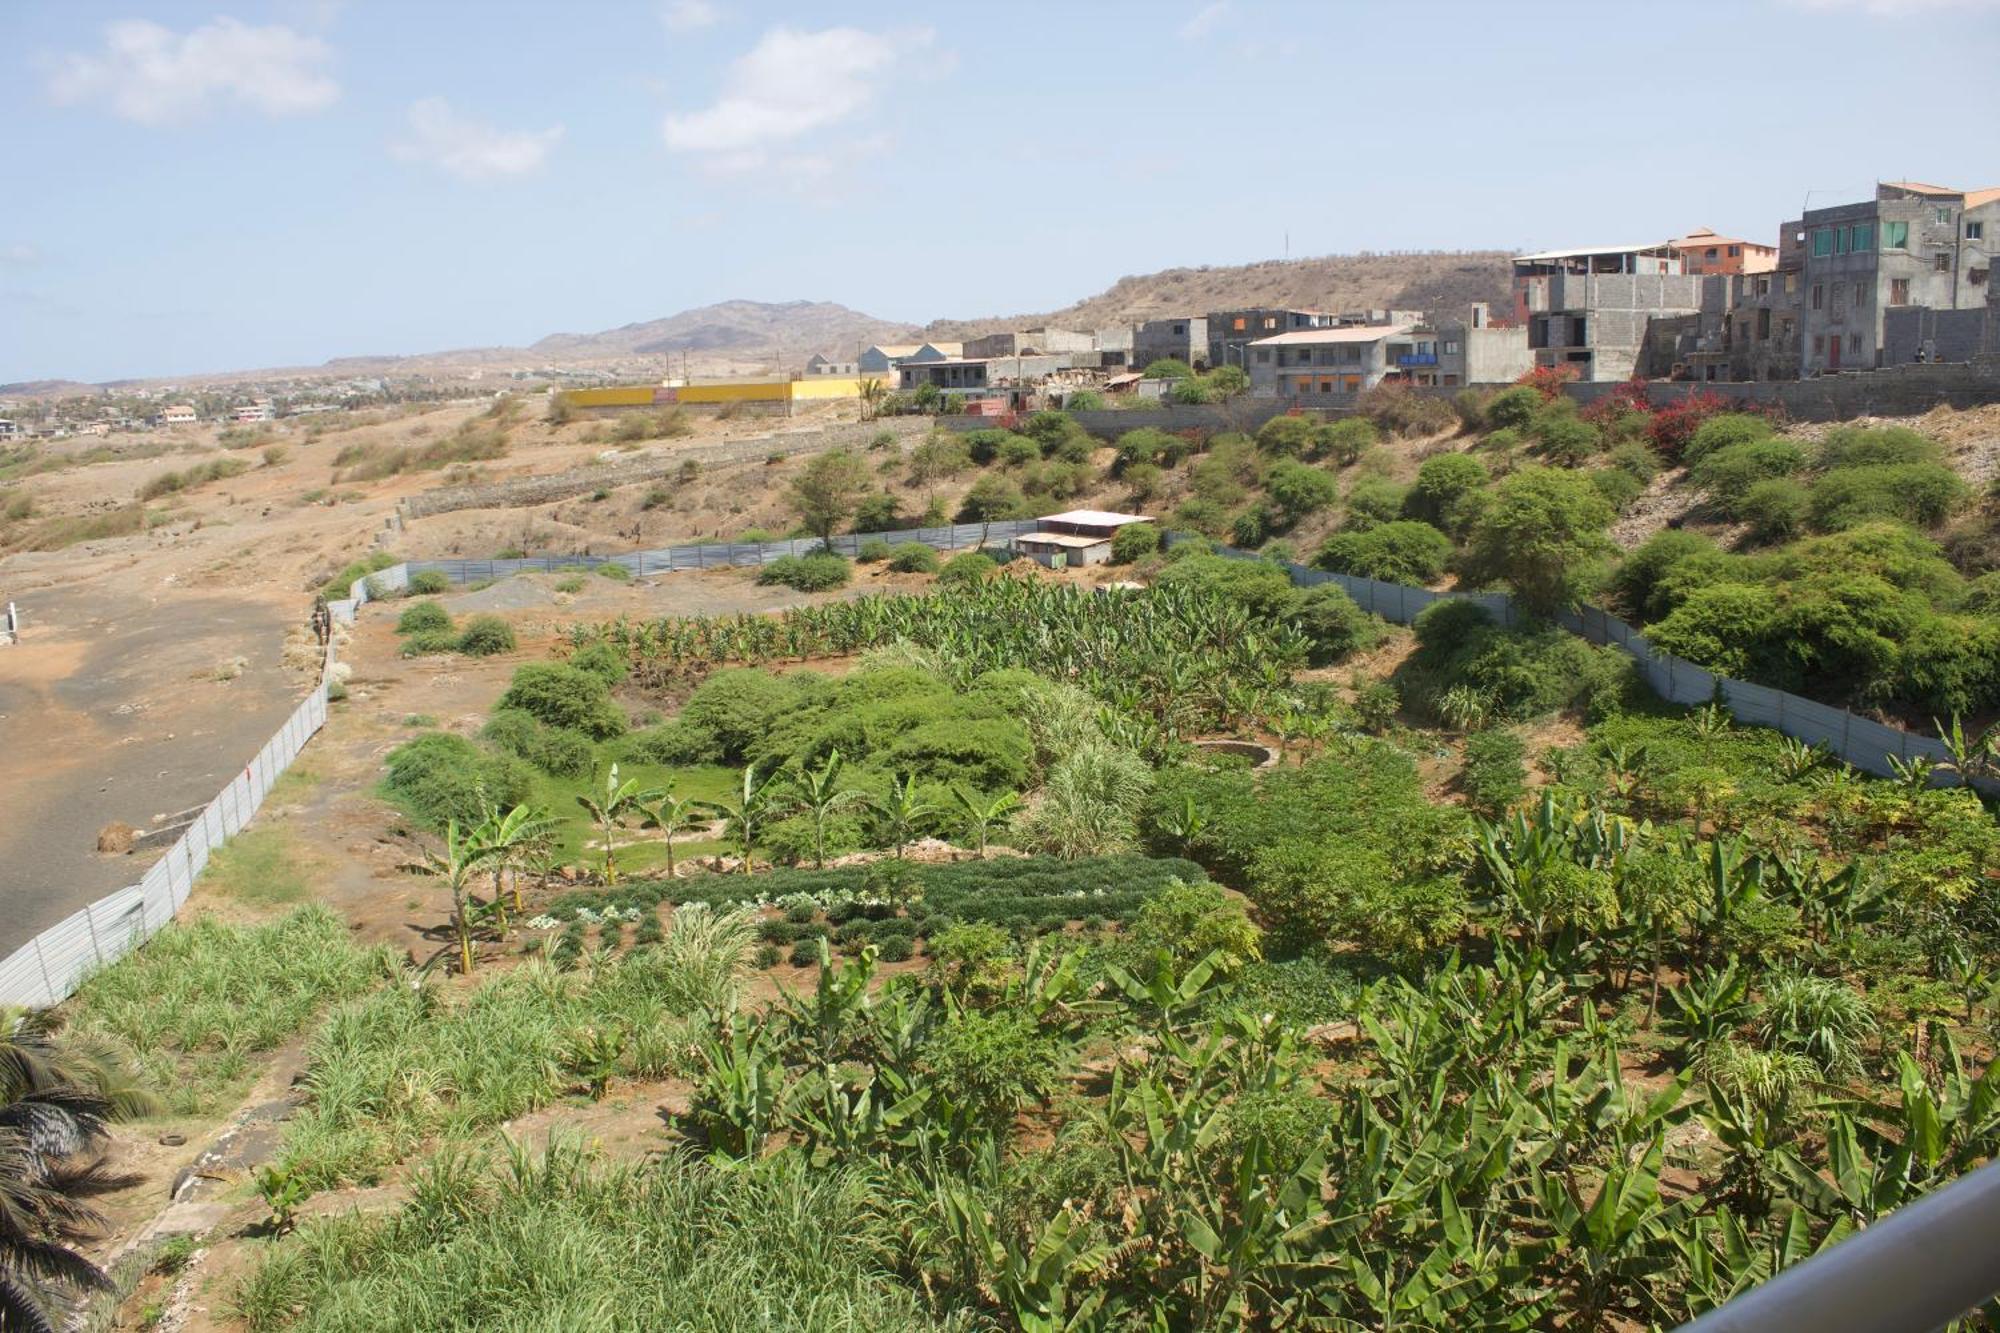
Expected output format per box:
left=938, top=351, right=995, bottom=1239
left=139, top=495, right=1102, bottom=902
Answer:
left=924, top=250, right=1515, bottom=341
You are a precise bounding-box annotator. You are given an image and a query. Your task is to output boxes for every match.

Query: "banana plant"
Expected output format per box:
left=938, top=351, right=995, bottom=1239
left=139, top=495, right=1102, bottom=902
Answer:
left=782, top=749, right=867, bottom=869
left=949, top=784, right=1020, bottom=860
left=867, top=772, right=940, bottom=860
left=686, top=1012, right=786, bottom=1158
left=574, top=763, right=656, bottom=886
left=635, top=790, right=701, bottom=880
left=695, top=761, right=784, bottom=875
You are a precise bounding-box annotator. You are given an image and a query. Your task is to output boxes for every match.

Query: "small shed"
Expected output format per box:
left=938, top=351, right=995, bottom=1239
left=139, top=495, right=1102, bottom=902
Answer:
left=1013, top=510, right=1154, bottom=568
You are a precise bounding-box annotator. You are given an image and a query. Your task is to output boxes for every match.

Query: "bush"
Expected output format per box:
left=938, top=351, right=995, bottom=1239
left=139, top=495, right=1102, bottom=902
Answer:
left=1816, top=424, right=1939, bottom=470
left=1359, top=382, right=1455, bottom=437
left=1606, top=441, right=1662, bottom=483
left=851, top=492, right=904, bottom=533
left=1535, top=412, right=1601, bottom=465
left=1402, top=599, right=1631, bottom=724
left=998, top=434, right=1042, bottom=466
left=456, top=615, right=516, bottom=657
left=1404, top=453, right=1488, bottom=535
left=938, top=552, right=997, bottom=586
left=1141, top=358, right=1194, bottom=379
left=595, top=562, right=631, bottom=582
left=1265, top=460, right=1340, bottom=525
left=1682, top=412, right=1774, bottom=465
left=625, top=720, right=724, bottom=765
left=495, top=662, right=627, bottom=740
left=1291, top=584, right=1382, bottom=664
left=1736, top=478, right=1811, bottom=543
left=1314, top=520, right=1453, bottom=584
left=856, top=538, right=893, bottom=563
left=886, top=543, right=940, bottom=574
left=1115, top=427, right=1194, bottom=471
left=1590, top=468, right=1645, bottom=511
left=396, top=600, right=453, bottom=635
left=1808, top=463, right=1969, bottom=531
left=1232, top=503, right=1270, bottom=551
left=1647, top=392, right=1739, bottom=462
left=1255, top=415, right=1317, bottom=458
left=382, top=733, right=532, bottom=830
left=406, top=570, right=451, bottom=596
left=676, top=669, right=814, bottom=761
left=1127, top=879, right=1263, bottom=976
left=1321, top=417, right=1379, bottom=465
left=1459, top=730, right=1528, bottom=815
left=483, top=709, right=595, bottom=777
left=1170, top=497, right=1230, bottom=537
left=1459, top=467, right=1615, bottom=616
left=1610, top=530, right=1718, bottom=621
left=1110, top=522, right=1160, bottom=563
left=1342, top=476, right=1408, bottom=531
left=1484, top=386, right=1543, bottom=431
left=1689, top=438, right=1808, bottom=509
left=956, top=474, right=1028, bottom=524
left=399, top=630, right=460, bottom=657
left=568, top=641, right=630, bottom=685
left=757, top=553, right=852, bottom=591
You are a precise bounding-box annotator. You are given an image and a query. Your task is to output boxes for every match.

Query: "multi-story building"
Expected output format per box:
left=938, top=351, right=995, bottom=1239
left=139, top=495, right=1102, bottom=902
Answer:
left=1209, top=309, right=1342, bottom=372
left=232, top=400, right=275, bottom=423
left=1512, top=243, right=1706, bottom=381
left=159, top=404, right=199, bottom=427
left=960, top=328, right=1096, bottom=359
left=1798, top=181, right=1999, bottom=374
left=1668, top=228, right=1778, bottom=276
left=1132, top=317, right=1209, bottom=370
left=1246, top=324, right=1413, bottom=398
left=857, top=342, right=961, bottom=374
left=1432, top=303, right=1535, bottom=387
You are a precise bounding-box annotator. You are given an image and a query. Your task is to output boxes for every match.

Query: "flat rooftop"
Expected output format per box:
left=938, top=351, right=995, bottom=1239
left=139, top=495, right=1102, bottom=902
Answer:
left=1036, top=509, right=1155, bottom=528
left=1249, top=325, right=1412, bottom=347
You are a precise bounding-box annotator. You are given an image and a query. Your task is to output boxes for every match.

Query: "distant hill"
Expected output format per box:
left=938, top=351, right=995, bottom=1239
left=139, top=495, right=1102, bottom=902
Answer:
left=528, top=300, right=920, bottom=365
left=923, top=251, right=1515, bottom=341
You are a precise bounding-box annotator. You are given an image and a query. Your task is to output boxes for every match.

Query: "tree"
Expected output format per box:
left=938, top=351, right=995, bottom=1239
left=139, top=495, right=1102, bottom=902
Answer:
left=1207, top=364, right=1249, bottom=397
left=574, top=763, right=655, bottom=886
left=1, top=1013, right=147, bottom=1333
left=785, top=750, right=867, bottom=869
left=857, top=377, right=886, bottom=420
left=699, top=762, right=784, bottom=874
left=1462, top=466, right=1616, bottom=617
left=908, top=432, right=969, bottom=505
left=868, top=772, right=940, bottom=860
left=1141, top=358, right=1194, bottom=380
left=475, top=802, right=556, bottom=934
left=420, top=819, right=499, bottom=975
left=786, top=450, right=873, bottom=547
left=951, top=785, right=1021, bottom=859
left=638, top=791, right=702, bottom=880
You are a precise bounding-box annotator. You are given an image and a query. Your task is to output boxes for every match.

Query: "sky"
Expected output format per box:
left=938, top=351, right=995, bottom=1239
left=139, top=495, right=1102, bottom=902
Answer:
left=3, top=0, right=1998, bottom=384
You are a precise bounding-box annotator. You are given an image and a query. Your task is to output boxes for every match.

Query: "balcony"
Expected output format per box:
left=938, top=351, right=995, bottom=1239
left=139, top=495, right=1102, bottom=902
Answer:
left=1396, top=353, right=1439, bottom=367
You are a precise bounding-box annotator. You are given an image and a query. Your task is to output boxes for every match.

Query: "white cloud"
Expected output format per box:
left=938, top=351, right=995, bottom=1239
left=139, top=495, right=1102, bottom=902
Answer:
left=662, top=25, right=932, bottom=167
left=45, top=17, right=338, bottom=124
left=1180, top=1, right=1231, bottom=40
left=662, top=0, right=722, bottom=32
left=0, top=244, right=41, bottom=267
left=391, top=99, right=563, bottom=181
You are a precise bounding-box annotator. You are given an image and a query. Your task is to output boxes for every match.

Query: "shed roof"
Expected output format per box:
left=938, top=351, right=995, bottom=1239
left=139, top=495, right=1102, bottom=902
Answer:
left=1037, top=509, right=1155, bottom=528
left=1249, top=324, right=1412, bottom=347
left=1018, top=532, right=1113, bottom=549
left=1513, top=243, right=1674, bottom=263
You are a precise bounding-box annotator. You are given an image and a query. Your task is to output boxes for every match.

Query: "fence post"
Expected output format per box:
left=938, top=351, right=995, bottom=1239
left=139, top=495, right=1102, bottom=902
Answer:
left=32, top=937, right=55, bottom=1008
left=84, top=906, right=104, bottom=966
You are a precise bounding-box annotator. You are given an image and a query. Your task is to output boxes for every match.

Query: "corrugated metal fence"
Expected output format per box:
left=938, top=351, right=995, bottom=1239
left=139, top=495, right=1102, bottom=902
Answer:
left=0, top=522, right=1035, bottom=1010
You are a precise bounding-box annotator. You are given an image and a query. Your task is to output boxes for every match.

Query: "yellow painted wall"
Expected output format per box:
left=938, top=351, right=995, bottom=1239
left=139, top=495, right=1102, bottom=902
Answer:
left=789, top=376, right=864, bottom=402
left=675, top=380, right=791, bottom=405
left=562, top=386, right=659, bottom=408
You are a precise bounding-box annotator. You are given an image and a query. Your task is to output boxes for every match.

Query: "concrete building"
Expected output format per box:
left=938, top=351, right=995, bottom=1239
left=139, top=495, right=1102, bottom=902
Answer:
left=1714, top=221, right=1807, bottom=381
left=1012, top=510, right=1153, bottom=568
left=1669, top=228, right=1778, bottom=276
left=857, top=342, right=962, bottom=374
left=159, top=404, right=199, bottom=426
left=1433, top=303, right=1535, bottom=387
left=1246, top=324, right=1413, bottom=398
left=960, top=328, right=1096, bottom=359
left=897, top=353, right=1072, bottom=392
left=1512, top=244, right=1705, bottom=381
left=1132, top=317, right=1209, bottom=370
left=0, top=420, right=17, bottom=440
left=1799, top=181, right=2000, bottom=374
left=231, top=400, right=275, bottom=423
left=803, top=354, right=857, bottom=376
left=1208, top=309, right=1344, bottom=372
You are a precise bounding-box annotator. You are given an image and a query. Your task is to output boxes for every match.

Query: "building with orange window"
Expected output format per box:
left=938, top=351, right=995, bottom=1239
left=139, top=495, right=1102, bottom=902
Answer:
left=1668, top=227, right=1778, bottom=276
left=1245, top=324, right=1418, bottom=398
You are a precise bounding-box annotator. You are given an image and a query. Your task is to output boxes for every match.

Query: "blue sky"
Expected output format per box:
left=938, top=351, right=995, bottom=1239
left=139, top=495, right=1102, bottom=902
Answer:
left=4, top=0, right=1997, bottom=383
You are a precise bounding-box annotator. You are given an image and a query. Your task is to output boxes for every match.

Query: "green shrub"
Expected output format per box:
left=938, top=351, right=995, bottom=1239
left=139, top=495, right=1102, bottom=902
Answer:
left=1590, top=467, right=1645, bottom=511
left=482, top=709, right=595, bottom=777
left=1321, top=417, right=1379, bottom=465
left=1484, top=386, right=1543, bottom=431
left=1808, top=463, right=1968, bottom=531
left=886, top=543, right=940, bottom=574
left=406, top=570, right=451, bottom=596
left=1404, top=453, right=1488, bottom=535
left=1683, top=412, right=1773, bottom=465
left=1460, top=730, right=1528, bottom=815
left=322, top=551, right=397, bottom=597
left=381, top=733, right=532, bottom=829
left=1399, top=599, right=1631, bottom=724
left=1611, top=529, right=1719, bottom=621
left=677, top=668, right=817, bottom=762
left=1737, top=478, right=1811, bottom=543
left=1342, top=476, right=1408, bottom=531
left=1255, top=416, right=1317, bottom=458
left=756, top=552, right=852, bottom=591
left=1265, top=460, right=1340, bottom=525
left=396, top=600, right=453, bottom=635
left=399, top=630, right=459, bottom=657
left=1606, top=441, right=1662, bottom=483
left=1313, top=520, right=1453, bottom=584
left=938, top=552, right=997, bottom=586
left=1170, top=497, right=1230, bottom=537
left=1110, top=522, right=1160, bottom=563
left=1690, top=438, right=1807, bottom=509
left=596, top=562, right=631, bottom=582
left=1535, top=412, right=1601, bottom=465
left=857, top=538, right=893, bottom=562
left=852, top=492, right=904, bottom=533
left=1232, top=504, right=1273, bottom=549
left=997, top=434, right=1041, bottom=466
left=495, top=662, right=626, bottom=740
left=1816, top=424, right=1939, bottom=470
left=456, top=615, right=516, bottom=657
left=568, top=641, right=630, bottom=685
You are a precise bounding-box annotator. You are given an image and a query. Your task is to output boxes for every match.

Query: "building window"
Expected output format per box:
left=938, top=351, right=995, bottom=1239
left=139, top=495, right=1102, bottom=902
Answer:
left=1936, top=253, right=1952, bottom=272
left=1890, top=278, right=1911, bottom=304
left=1883, top=220, right=1909, bottom=249
left=1849, top=223, right=1873, bottom=251
left=1835, top=227, right=1848, bottom=255
left=1811, top=335, right=1825, bottom=354
left=1253, top=348, right=1270, bottom=364
left=1854, top=282, right=1867, bottom=305
left=1231, top=317, right=1246, bottom=332
left=1969, top=222, right=1986, bottom=241
left=1811, top=283, right=1824, bottom=310
left=1784, top=273, right=1798, bottom=293
left=1937, top=207, right=1953, bottom=225
left=1443, top=340, right=1459, bottom=354
left=1848, top=333, right=1861, bottom=354
left=1706, top=247, right=1719, bottom=259
left=1811, top=228, right=1834, bottom=257
left=1262, top=317, right=1278, bottom=330
left=1729, top=245, right=1741, bottom=257
left=1971, top=268, right=1989, bottom=286
left=1172, top=323, right=1185, bottom=334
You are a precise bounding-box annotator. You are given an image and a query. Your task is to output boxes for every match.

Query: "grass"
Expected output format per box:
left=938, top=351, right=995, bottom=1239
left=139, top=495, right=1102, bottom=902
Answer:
left=198, top=826, right=315, bottom=908
left=525, top=752, right=738, bottom=873
left=233, top=1140, right=939, bottom=1331
left=137, top=456, right=251, bottom=500
left=5, top=503, right=151, bottom=552
left=273, top=911, right=756, bottom=1188
left=330, top=423, right=509, bottom=483
left=64, top=907, right=392, bottom=1116
left=320, top=551, right=398, bottom=597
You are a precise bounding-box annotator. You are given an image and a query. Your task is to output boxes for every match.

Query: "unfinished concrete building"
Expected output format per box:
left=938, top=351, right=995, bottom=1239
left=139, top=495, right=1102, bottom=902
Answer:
left=1512, top=244, right=1705, bottom=381
left=1432, top=303, right=1535, bottom=387
left=1132, top=317, right=1209, bottom=370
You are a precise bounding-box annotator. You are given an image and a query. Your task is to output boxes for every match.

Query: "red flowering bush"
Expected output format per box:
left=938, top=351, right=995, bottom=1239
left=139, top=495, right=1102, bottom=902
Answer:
left=1647, top=391, right=1736, bottom=462
left=1515, top=364, right=1580, bottom=401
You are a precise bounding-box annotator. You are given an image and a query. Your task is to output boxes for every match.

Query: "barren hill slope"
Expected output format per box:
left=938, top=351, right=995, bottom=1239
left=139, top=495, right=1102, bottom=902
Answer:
left=529, top=299, right=920, bottom=364
left=923, top=250, right=1515, bottom=341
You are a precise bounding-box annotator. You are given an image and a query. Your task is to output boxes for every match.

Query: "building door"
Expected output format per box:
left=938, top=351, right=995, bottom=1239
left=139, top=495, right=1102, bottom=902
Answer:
left=1827, top=335, right=1841, bottom=370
